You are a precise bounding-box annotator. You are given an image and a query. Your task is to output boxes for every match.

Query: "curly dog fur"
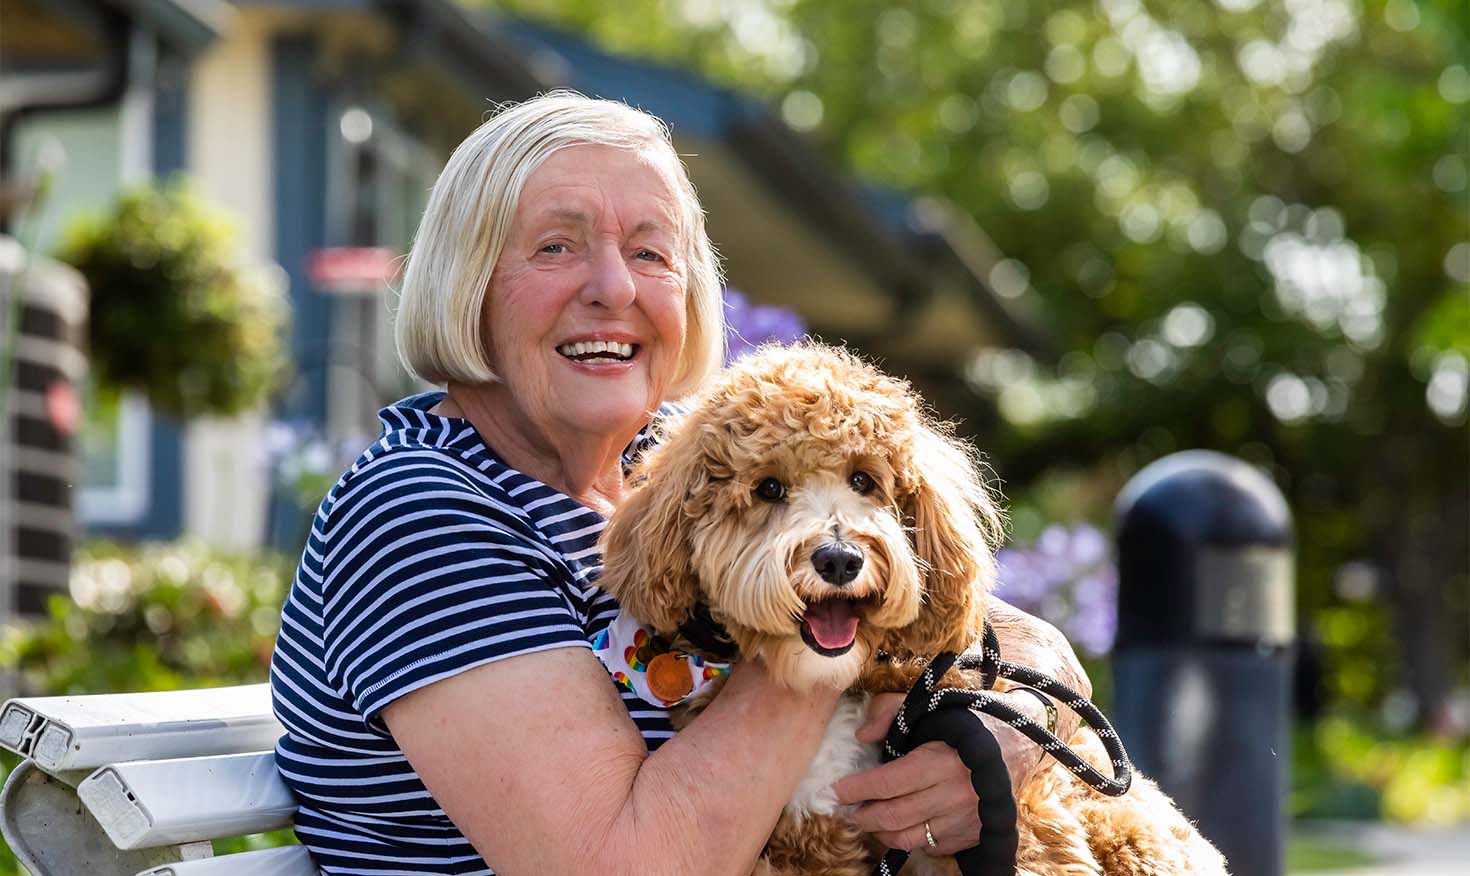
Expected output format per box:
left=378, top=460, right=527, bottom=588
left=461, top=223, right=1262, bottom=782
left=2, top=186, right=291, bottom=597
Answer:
left=597, top=343, right=1227, bottom=876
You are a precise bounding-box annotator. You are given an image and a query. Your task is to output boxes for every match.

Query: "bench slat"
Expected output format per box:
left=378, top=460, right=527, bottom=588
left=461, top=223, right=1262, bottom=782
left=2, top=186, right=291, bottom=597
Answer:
left=134, top=845, right=318, bottom=876
left=0, top=685, right=281, bottom=772
left=78, top=751, right=297, bottom=849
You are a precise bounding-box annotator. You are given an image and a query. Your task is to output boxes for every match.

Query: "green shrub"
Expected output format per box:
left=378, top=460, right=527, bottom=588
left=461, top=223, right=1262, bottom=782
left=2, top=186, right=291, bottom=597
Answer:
left=2, top=540, right=291, bottom=695
left=1292, top=714, right=1470, bottom=824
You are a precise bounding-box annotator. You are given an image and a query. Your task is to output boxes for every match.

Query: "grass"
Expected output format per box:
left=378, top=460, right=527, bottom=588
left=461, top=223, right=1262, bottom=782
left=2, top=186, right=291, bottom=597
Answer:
left=1287, top=834, right=1379, bottom=873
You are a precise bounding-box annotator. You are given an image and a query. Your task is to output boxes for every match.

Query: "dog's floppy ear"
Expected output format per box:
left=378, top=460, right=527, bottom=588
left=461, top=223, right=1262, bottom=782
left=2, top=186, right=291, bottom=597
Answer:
left=891, top=421, right=1005, bottom=655
left=596, top=418, right=712, bottom=634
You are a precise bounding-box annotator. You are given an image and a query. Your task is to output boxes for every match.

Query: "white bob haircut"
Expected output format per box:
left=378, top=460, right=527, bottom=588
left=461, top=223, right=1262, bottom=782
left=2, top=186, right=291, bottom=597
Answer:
left=395, top=91, right=726, bottom=397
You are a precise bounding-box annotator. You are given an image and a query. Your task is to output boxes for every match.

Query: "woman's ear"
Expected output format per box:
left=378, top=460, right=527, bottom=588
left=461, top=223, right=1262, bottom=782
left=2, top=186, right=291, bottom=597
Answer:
left=596, top=422, right=710, bottom=634
left=890, top=422, right=1006, bottom=655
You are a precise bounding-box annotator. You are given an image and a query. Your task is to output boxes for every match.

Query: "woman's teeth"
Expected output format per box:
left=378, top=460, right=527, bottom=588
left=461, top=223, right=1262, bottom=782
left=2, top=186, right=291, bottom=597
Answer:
left=557, top=340, right=635, bottom=362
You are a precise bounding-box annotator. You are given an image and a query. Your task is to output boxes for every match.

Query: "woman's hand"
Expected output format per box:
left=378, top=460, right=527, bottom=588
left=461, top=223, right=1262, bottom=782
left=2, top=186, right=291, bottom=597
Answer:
left=831, top=690, right=1051, bottom=854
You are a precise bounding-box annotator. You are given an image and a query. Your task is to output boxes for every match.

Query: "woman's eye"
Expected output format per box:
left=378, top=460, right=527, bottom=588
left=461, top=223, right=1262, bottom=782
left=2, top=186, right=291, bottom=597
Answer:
left=849, top=471, right=875, bottom=495
left=754, top=477, right=786, bottom=502
left=540, top=243, right=567, bottom=254
left=635, top=249, right=664, bottom=263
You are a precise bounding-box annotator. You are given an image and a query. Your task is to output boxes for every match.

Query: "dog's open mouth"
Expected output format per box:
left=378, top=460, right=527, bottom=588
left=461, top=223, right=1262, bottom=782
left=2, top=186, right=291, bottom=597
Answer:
left=799, top=596, right=865, bottom=657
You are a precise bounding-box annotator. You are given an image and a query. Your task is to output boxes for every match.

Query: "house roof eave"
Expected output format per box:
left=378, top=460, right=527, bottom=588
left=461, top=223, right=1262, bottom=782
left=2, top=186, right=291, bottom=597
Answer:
left=106, top=0, right=233, bottom=56
left=369, top=0, right=546, bottom=99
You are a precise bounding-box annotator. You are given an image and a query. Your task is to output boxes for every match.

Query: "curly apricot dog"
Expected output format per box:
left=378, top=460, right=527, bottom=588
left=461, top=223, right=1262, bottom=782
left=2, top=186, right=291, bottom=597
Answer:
left=597, top=343, right=1227, bottom=876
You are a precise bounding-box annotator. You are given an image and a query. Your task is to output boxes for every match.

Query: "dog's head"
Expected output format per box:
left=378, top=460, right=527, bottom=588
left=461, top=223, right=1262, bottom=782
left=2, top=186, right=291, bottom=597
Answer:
left=597, top=343, right=1005, bottom=691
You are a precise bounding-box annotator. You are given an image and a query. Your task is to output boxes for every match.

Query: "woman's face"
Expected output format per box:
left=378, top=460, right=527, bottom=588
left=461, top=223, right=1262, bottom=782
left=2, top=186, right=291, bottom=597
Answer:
left=484, top=144, right=689, bottom=444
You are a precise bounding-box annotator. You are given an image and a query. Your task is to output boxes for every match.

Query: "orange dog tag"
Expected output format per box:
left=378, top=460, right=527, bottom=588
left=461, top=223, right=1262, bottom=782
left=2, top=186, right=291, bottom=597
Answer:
left=647, top=652, right=695, bottom=704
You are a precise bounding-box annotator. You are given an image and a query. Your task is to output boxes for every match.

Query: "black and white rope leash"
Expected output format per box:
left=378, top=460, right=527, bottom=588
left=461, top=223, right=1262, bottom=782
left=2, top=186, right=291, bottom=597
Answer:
left=871, top=621, right=1134, bottom=876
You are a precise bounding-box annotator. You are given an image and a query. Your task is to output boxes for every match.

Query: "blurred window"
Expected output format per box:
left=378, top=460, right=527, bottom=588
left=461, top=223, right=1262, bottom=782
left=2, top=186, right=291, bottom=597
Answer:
left=322, top=105, right=440, bottom=440
left=12, top=106, right=154, bottom=526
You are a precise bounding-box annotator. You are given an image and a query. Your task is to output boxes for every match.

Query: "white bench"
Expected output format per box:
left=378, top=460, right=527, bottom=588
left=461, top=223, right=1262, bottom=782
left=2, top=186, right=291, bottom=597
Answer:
left=0, top=685, right=319, bottom=876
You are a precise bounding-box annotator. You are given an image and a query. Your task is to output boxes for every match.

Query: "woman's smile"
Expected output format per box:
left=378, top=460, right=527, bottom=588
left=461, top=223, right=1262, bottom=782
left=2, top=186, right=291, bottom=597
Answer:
left=555, top=338, right=639, bottom=364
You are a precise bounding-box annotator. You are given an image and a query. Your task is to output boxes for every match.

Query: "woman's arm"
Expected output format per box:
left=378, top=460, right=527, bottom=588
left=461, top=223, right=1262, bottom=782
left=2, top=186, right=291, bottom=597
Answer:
left=385, top=647, right=839, bottom=876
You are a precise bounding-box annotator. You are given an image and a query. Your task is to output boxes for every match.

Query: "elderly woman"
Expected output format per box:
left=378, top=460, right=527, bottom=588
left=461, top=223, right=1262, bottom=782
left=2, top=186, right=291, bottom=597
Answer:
left=269, top=92, right=1089, bottom=875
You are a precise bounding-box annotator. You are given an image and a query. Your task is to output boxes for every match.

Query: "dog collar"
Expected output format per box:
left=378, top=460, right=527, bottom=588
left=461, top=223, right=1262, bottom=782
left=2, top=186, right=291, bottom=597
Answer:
left=592, top=609, right=731, bottom=707
left=677, top=601, right=740, bottom=662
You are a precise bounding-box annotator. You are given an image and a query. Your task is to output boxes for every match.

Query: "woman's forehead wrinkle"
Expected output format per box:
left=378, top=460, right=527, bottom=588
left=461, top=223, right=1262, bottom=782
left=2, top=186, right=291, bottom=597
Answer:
left=527, top=198, right=680, bottom=240
left=520, top=159, right=683, bottom=233
left=539, top=206, right=594, bottom=227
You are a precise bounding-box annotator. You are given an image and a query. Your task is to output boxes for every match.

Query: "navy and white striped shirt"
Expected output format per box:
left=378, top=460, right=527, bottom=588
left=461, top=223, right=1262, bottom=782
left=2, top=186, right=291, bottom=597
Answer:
left=270, top=392, right=676, bottom=875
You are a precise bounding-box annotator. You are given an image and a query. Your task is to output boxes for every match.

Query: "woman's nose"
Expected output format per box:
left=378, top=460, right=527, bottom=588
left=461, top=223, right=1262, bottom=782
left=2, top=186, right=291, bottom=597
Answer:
left=581, top=244, right=638, bottom=310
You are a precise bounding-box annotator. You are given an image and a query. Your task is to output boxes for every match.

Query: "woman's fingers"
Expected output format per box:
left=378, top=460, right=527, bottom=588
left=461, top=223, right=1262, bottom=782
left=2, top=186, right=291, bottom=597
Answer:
left=855, top=692, right=906, bottom=743
left=833, top=740, right=956, bottom=804
left=868, top=809, right=979, bottom=856
left=842, top=691, right=1050, bottom=855
left=836, top=740, right=983, bottom=854
left=847, top=769, right=974, bottom=833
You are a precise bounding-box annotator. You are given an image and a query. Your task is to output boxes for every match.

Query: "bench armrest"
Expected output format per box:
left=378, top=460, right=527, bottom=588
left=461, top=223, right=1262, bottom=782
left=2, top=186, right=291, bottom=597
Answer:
left=79, top=751, right=297, bottom=849
left=0, top=685, right=281, bottom=773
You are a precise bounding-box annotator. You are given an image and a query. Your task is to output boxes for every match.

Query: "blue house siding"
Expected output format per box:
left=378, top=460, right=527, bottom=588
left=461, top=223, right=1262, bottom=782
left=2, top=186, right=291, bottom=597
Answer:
left=271, top=35, right=332, bottom=421
left=139, top=49, right=188, bottom=539
left=266, top=34, right=332, bottom=548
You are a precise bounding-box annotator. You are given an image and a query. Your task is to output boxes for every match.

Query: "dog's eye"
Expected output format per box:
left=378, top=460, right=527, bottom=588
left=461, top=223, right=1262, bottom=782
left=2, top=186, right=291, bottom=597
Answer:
left=849, top=471, right=876, bottom=495
left=754, top=477, right=787, bottom=502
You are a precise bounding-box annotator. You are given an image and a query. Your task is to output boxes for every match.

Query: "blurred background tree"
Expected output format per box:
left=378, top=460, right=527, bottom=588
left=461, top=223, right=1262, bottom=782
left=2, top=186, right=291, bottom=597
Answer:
left=483, top=0, right=1469, bottom=736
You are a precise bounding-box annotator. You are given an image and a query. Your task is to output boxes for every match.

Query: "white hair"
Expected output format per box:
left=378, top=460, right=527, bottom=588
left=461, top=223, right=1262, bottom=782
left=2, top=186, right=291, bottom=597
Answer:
left=394, top=91, right=725, bottom=397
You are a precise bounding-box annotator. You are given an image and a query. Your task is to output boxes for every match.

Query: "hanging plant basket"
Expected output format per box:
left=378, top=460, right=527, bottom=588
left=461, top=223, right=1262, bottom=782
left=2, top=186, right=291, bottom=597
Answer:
left=55, top=180, right=287, bottom=418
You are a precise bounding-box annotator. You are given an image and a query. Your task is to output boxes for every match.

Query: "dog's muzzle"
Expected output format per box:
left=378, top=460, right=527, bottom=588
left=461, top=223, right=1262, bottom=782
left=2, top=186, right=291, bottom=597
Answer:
left=801, top=542, right=869, bottom=656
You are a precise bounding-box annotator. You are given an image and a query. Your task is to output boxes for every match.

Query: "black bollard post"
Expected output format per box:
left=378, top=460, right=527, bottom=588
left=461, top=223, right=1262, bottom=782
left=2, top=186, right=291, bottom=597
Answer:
left=1112, top=450, right=1294, bottom=876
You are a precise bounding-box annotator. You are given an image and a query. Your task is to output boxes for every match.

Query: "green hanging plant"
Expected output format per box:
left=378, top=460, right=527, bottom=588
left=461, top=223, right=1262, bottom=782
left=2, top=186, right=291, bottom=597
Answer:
left=55, top=179, right=288, bottom=417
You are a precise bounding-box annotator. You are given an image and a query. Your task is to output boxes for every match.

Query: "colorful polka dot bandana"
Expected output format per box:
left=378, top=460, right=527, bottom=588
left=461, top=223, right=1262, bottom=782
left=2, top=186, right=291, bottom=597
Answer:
left=592, top=609, right=732, bottom=707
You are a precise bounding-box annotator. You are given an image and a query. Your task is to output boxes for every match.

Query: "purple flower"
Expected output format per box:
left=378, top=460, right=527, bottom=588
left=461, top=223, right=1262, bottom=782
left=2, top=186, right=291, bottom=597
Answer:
left=260, top=418, right=313, bottom=470
left=724, top=287, right=807, bottom=363
left=263, top=420, right=373, bottom=508
left=994, top=523, right=1119, bottom=657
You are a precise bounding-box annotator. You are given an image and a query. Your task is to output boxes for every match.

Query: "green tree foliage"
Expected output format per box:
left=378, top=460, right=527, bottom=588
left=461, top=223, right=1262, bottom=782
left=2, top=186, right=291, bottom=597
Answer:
left=55, top=181, right=288, bottom=418
left=486, top=0, right=1468, bottom=726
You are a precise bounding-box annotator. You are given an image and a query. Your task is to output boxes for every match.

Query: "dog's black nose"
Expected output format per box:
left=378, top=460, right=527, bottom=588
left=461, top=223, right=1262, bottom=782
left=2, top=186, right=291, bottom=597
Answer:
left=812, top=542, right=864, bottom=585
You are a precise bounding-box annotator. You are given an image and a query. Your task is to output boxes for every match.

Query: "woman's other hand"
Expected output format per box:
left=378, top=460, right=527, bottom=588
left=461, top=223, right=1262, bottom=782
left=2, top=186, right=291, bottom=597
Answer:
left=831, top=690, right=1051, bottom=854
left=987, top=600, right=1090, bottom=742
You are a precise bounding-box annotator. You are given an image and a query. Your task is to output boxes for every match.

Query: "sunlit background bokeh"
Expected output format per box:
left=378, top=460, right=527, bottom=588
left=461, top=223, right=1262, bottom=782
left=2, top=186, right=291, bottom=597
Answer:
left=1, top=0, right=1465, bottom=870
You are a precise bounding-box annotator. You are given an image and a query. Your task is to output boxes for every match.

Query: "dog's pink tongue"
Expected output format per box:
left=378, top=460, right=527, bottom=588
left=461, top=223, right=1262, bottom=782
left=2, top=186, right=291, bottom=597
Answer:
left=804, top=600, right=859, bottom=649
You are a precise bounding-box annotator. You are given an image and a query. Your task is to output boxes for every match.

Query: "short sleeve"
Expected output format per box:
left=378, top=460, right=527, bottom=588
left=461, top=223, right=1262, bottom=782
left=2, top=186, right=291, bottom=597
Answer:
left=316, top=451, right=588, bottom=733
left=621, top=401, right=688, bottom=477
